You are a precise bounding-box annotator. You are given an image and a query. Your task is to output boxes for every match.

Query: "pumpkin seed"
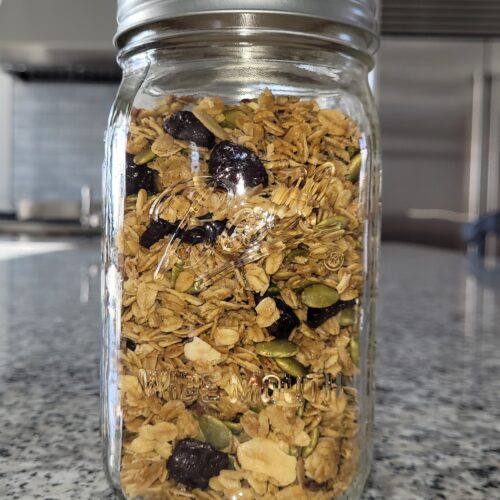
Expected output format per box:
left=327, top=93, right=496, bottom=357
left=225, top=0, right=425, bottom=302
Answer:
left=350, top=338, right=359, bottom=365
left=221, top=109, right=245, bottom=129
left=171, top=260, right=184, bottom=287
left=301, top=284, right=339, bottom=308
left=302, top=427, right=319, bottom=458
left=133, top=147, right=156, bottom=165
left=276, top=357, right=308, bottom=377
left=316, top=215, right=349, bottom=230
left=198, top=415, right=232, bottom=451
left=296, top=403, right=305, bottom=418
left=255, top=340, right=299, bottom=358
left=267, top=283, right=280, bottom=297
left=338, top=307, right=355, bottom=326
left=223, top=421, right=242, bottom=434
left=288, top=247, right=310, bottom=264
left=194, top=428, right=206, bottom=442
left=289, top=445, right=301, bottom=457
left=190, top=278, right=204, bottom=294
left=347, top=153, right=361, bottom=182
left=347, top=145, right=360, bottom=158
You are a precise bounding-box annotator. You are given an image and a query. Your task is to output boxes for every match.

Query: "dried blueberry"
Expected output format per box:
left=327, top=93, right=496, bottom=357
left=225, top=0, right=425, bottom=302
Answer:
left=267, top=298, right=300, bottom=339
left=208, top=140, right=268, bottom=190
left=125, top=153, right=158, bottom=196
left=167, top=438, right=229, bottom=489
left=180, top=219, right=227, bottom=245
left=198, top=219, right=227, bottom=245
left=254, top=293, right=300, bottom=340
left=307, top=299, right=356, bottom=329
left=139, top=219, right=177, bottom=248
left=139, top=218, right=227, bottom=249
left=163, top=111, right=215, bottom=148
left=197, top=212, right=214, bottom=221
left=125, top=338, right=136, bottom=351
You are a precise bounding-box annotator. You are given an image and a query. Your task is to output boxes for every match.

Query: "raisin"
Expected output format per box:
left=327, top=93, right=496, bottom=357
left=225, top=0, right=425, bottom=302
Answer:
left=197, top=212, right=214, bottom=221
left=208, top=140, right=268, bottom=190
left=163, top=111, right=215, bottom=148
left=306, top=479, right=328, bottom=491
left=125, top=153, right=158, bottom=196
left=139, top=219, right=177, bottom=248
left=125, top=339, right=136, bottom=351
left=267, top=298, right=301, bottom=339
left=139, top=219, right=227, bottom=248
left=167, top=438, right=229, bottom=489
left=254, top=293, right=300, bottom=340
left=195, top=219, right=227, bottom=245
left=307, top=299, right=356, bottom=329
left=179, top=220, right=227, bottom=246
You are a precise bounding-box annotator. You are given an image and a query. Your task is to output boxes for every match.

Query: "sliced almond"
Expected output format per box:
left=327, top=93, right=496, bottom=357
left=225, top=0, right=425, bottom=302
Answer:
left=139, top=421, right=178, bottom=442
left=184, top=337, right=222, bottom=363
left=192, top=107, right=230, bottom=141
left=255, top=297, right=280, bottom=328
left=214, top=327, right=240, bottom=347
left=129, top=436, right=155, bottom=454
left=237, top=437, right=297, bottom=486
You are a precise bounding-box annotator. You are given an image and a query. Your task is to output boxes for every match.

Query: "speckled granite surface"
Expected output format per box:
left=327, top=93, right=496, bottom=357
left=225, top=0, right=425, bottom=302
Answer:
left=0, top=242, right=499, bottom=499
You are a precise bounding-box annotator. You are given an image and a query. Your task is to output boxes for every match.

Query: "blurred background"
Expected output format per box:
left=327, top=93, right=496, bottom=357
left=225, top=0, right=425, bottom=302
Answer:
left=0, top=0, right=500, bottom=259
left=0, top=3, right=499, bottom=498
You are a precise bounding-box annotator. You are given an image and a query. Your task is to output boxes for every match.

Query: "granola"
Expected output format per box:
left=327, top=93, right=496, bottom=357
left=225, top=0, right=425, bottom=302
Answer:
left=119, top=90, right=364, bottom=498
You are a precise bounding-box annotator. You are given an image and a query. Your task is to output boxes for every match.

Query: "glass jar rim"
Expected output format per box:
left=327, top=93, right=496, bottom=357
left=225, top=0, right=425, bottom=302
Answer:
left=115, top=1, right=379, bottom=56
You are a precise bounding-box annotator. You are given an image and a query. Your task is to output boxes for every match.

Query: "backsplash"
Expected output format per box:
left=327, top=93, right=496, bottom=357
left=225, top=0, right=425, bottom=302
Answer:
left=12, top=80, right=118, bottom=204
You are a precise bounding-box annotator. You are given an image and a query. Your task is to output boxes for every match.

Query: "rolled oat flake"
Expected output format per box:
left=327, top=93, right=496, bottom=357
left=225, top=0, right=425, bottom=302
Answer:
left=102, top=1, right=381, bottom=499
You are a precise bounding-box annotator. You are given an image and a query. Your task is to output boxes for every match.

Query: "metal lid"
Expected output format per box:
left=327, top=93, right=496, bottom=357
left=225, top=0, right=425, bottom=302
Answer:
left=116, top=0, right=379, bottom=54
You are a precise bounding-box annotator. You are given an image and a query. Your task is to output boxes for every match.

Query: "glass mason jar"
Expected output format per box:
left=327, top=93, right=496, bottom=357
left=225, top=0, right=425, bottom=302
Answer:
left=102, top=1, right=380, bottom=498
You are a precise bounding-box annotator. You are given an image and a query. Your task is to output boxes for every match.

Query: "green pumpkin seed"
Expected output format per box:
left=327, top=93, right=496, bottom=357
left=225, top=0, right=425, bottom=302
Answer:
left=347, top=153, right=362, bottom=182
left=350, top=339, right=359, bottom=365
left=223, top=421, right=242, bottom=434
left=221, top=109, right=245, bottom=129
left=133, top=147, right=156, bottom=165
left=194, top=428, right=206, bottom=442
left=276, top=357, right=308, bottom=377
left=198, top=415, right=232, bottom=451
left=316, top=215, right=349, bottom=230
left=171, top=260, right=184, bottom=287
left=301, top=284, right=339, bottom=308
left=288, top=247, right=310, bottom=264
left=289, top=446, right=301, bottom=457
left=338, top=308, right=355, bottom=326
left=190, top=278, right=204, bottom=294
left=267, top=283, right=280, bottom=297
left=302, top=427, right=319, bottom=458
left=296, top=403, right=305, bottom=418
left=347, top=146, right=360, bottom=158
left=255, top=340, right=299, bottom=358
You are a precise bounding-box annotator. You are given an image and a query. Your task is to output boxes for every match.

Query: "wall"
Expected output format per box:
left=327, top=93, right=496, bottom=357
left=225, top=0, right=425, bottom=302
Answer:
left=12, top=80, right=118, bottom=206
left=0, top=70, right=13, bottom=212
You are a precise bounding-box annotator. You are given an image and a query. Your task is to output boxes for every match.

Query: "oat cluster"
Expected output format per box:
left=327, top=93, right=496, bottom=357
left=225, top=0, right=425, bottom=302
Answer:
left=119, top=90, right=364, bottom=499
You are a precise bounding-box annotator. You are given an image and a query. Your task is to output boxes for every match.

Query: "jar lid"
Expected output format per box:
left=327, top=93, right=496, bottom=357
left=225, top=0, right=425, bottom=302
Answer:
left=116, top=0, right=379, bottom=54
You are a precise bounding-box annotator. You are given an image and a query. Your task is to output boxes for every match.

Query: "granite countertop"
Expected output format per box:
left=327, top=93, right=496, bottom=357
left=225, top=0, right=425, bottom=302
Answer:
left=0, top=241, right=499, bottom=499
